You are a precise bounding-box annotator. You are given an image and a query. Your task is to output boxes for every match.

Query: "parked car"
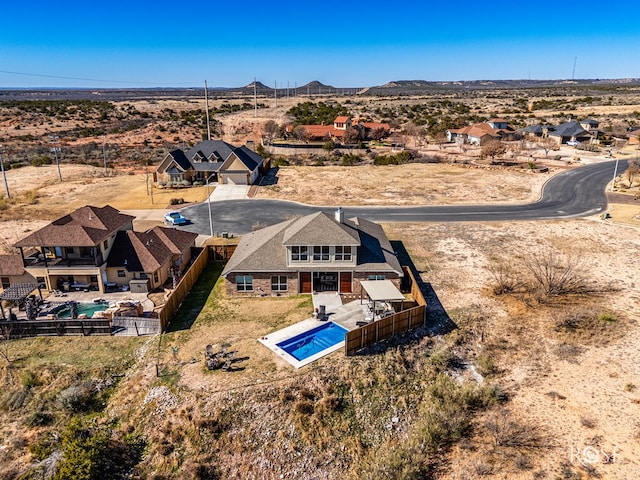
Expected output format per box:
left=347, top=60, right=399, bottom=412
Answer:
left=567, top=140, right=580, bottom=146
left=164, top=211, right=187, bottom=225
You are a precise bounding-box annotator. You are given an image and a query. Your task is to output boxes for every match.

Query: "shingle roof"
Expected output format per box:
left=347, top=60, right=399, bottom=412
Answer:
left=222, top=212, right=402, bottom=276
left=107, top=227, right=198, bottom=272
left=334, top=116, right=350, bottom=123
left=14, top=205, right=135, bottom=248
left=282, top=212, right=361, bottom=246
left=548, top=121, right=589, bottom=138
left=0, top=254, right=25, bottom=276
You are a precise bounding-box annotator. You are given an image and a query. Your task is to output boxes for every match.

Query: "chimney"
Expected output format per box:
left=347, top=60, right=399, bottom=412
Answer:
left=335, top=207, right=344, bottom=223
left=245, top=140, right=255, bottom=151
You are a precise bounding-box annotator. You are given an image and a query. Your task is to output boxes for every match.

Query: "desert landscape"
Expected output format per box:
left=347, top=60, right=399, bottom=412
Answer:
left=1, top=85, right=640, bottom=479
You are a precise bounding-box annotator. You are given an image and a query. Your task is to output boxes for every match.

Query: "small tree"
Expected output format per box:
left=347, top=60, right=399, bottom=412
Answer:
left=537, top=137, right=558, bottom=158
left=292, top=125, right=311, bottom=143
left=341, top=127, right=359, bottom=145
left=625, top=158, right=639, bottom=187
left=480, top=140, right=507, bottom=162
left=263, top=120, right=279, bottom=143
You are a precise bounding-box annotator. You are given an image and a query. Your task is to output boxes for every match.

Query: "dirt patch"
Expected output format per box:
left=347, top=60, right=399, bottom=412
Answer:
left=388, top=219, right=640, bottom=479
left=255, top=163, right=551, bottom=206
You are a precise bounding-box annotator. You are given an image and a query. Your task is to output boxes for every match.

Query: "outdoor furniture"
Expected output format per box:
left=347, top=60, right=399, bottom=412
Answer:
left=318, top=305, right=326, bottom=321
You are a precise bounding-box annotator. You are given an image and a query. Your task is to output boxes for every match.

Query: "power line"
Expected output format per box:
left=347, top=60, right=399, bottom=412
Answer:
left=0, top=69, right=201, bottom=87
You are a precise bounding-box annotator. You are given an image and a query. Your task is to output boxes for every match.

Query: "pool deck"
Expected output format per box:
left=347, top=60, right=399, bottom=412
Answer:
left=258, top=295, right=367, bottom=368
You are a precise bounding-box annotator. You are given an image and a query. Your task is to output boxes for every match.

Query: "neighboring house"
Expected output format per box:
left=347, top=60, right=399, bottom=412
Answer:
left=547, top=121, right=593, bottom=145
left=155, top=140, right=266, bottom=186
left=222, top=208, right=403, bottom=296
left=0, top=254, right=36, bottom=291
left=447, top=119, right=518, bottom=145
left=288, top=116, right=390, bottom=142
left=106, top=226, right=198, bottom=292
left=13, top=205, right=135, bottom=293
left=521, top=119, right=598, bottom=145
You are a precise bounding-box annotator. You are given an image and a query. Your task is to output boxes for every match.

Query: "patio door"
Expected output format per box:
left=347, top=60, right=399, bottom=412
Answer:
left=339, top=272, right=352, bottom=293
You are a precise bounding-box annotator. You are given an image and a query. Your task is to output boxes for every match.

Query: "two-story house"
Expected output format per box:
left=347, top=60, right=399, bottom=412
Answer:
left=222, top=208, right=403, bottom=296
left=13, top=205, right=200, bottom=294
left=154, top=140, right=266, bottom=186
left=14, top=205, right=135, bottom=293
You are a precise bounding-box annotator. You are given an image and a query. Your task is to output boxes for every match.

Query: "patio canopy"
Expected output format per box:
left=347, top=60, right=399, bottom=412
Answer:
left=359, top=280, right=405, bottom=302
left=0, top=283, right=39, bottom=302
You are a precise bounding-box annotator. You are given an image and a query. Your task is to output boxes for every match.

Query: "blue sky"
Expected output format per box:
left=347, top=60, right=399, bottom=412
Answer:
left=1, top=0, right=639, bottom=88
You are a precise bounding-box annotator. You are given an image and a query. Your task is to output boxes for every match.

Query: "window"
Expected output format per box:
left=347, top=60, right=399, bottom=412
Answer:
left=368, top=274, right=385, bottom=281
left=335, top=246, right=352, bottom=261
left=1, top=277, right=9, bottom=289
left=139, top=272, right=148, bottom=279
left=313, top=246, right=330, bottom=261
left=65, top=247, right=75, bottom=256
left=89, top=275, right=98, bottom=283
left=291, top=246, right=308, bottom=261
left=154, top=272, right=159, bottom=283
left=103, top=240, right=109, bottom=251
left=271, top=275, right=288, bottom=292
left=117, top=270, right=126, bottom=278
left=236, top=275, right=253, bottom=292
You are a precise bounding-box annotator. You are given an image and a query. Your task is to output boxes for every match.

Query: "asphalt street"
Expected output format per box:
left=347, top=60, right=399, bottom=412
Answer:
left=179, top=159, right=628, bottom=236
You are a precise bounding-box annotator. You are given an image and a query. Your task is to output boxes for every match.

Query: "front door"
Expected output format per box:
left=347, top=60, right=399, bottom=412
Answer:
left=300, top=272, right=312, bottom=293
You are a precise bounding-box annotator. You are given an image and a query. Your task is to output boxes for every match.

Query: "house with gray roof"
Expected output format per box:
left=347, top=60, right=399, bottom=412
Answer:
left=520, top=119, right=598, bottom=145
left=222, top=208, right=403, bottom=296
left=155, top=140, right=266, bottom=186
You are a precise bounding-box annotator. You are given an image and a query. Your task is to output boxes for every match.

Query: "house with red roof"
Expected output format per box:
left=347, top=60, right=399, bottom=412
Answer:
left=447, top=118, right=519, bottom=145
left=289, top=116, right=391, bottom=143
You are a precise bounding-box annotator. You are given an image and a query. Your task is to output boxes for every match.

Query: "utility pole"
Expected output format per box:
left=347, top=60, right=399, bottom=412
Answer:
left=204, top=80, right=211, bottom=140
left=0, top=145, right=10, bottom=199
left=274, top=80, right=278, bottom=108
left=101, top=135, right=108, bottom=173
left=49, top=135, right=62, bottom=181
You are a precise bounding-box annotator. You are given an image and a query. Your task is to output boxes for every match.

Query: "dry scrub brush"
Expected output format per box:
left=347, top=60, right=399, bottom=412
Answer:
left=488, top=248, right=608, bottom=302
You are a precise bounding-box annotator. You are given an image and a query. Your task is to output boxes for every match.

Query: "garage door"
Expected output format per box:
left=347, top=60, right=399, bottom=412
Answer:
left=224, top=173, right=248, bottom=185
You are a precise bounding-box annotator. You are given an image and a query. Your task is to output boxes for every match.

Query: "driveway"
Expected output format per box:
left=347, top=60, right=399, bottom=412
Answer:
left=208, top=184, right=249, bottom=201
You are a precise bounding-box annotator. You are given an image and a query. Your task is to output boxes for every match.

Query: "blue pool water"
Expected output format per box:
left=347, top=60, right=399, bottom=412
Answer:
left=48, top=301, right=109, bottom=319
left=277, top=322, right=348, bottom=361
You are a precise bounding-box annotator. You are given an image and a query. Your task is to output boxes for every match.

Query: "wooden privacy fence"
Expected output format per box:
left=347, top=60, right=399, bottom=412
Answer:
left=0, top=319, right=112, bottom=338
left=345, top=304, right=426, bottom=355
left=345, top=265, right=428, bottom=356
left=158, top=246, right=210, bottom=331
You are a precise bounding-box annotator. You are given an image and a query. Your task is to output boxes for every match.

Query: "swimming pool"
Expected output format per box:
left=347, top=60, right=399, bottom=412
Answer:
left=47, top=301, right=109, bottom=319
left=277, top=322, right=348, bottom=361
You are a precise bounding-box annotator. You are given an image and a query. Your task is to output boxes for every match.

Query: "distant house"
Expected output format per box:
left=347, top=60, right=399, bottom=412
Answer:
left=0, top=254, right=36, bottom=292
left=106, top=226, right=198, bottom=292
left=628, top=128, right=640, bottom=146
left=222, top=208, right=403, bottom=296
left=447, top=118, right=518, bottom=145
left=14, top=205, right=135, bottom=293
left=547, top=121, right=593, bottom=145
left=155, top=140, right=266, bottom=186
left=521, top=119, right=599, bottom=145
left=288, top=116, right=391, bottom=143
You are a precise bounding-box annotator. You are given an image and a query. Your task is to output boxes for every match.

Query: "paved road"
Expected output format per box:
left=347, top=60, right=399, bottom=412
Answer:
left=179, top=160, right=628, bottom=236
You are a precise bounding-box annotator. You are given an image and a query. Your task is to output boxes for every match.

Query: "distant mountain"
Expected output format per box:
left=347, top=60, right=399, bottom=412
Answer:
left=365, top=78, right=640, bottom=95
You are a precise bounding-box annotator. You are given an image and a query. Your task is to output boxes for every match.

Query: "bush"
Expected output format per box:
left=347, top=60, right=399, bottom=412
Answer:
left=169, top=198, right=185, bottom=205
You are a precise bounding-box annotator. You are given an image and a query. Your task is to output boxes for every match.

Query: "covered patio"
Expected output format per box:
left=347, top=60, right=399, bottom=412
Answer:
left=359, top=280, right=406, bottom=323
left=0, top=283, right=43, bottom=320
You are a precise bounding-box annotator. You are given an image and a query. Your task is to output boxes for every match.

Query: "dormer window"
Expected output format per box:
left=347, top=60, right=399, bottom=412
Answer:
left=193, top=152, right=204, bottom=163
